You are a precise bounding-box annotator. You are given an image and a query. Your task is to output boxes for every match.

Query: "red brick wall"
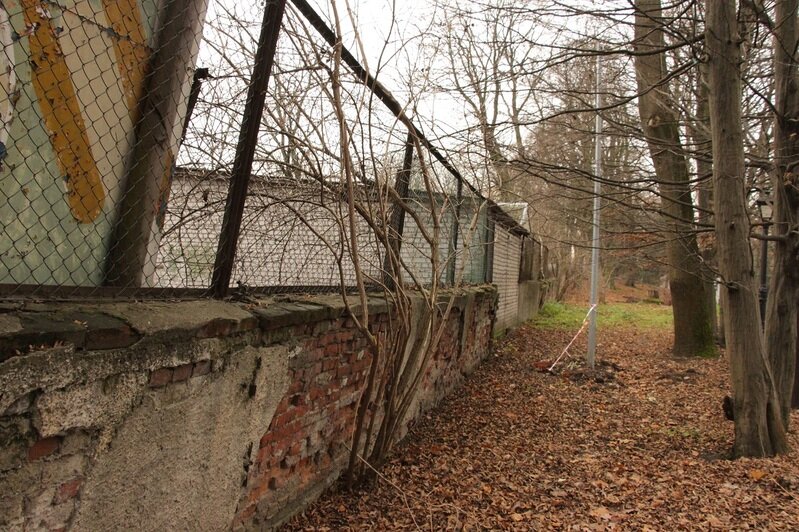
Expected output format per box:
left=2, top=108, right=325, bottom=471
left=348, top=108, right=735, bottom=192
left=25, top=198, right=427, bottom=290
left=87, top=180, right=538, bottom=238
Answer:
left=235, top=291, right=496, bottom=528
left=0, top=287, right=497, bottom=531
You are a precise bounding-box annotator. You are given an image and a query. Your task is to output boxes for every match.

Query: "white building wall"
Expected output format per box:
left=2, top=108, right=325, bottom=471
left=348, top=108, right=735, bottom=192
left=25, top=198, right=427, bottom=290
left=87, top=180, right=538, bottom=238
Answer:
left=493, top=225, right=521, bottom=332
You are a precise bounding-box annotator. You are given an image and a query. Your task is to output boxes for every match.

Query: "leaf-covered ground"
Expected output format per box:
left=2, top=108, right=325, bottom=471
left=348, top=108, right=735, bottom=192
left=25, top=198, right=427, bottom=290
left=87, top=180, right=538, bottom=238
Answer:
left=284, top=306, right=799, bottom=530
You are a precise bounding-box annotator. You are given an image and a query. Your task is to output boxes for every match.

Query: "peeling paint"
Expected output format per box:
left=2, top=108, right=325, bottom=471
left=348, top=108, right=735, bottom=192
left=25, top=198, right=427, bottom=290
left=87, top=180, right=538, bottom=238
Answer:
left=22, top=0, right=105, bottom=223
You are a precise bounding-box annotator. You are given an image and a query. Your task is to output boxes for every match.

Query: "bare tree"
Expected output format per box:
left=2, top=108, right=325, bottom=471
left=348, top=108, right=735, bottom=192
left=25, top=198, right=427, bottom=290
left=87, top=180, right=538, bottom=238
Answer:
left=765, top=0, right=799, bottom=426
left=706, top=0, right=788, bottom=457
left=633, top=0, right=716, bottom=357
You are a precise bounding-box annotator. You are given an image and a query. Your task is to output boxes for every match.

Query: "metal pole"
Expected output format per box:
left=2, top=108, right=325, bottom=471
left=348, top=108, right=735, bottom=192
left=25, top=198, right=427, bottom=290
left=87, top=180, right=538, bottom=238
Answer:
left=210, top=0, right=287, bottom=298
left=382, top=131, right=415, bottom=289
left=448, top=172, right=464, bottom=286
left=181, top=67, right=211, bottom=142
left=104, top=0, right=209, bottom=286
left=587, top=54, right=602, bottom=369
left=759, top=221, right=769, bottom=329
left=485, top=217, right=495, bottom=283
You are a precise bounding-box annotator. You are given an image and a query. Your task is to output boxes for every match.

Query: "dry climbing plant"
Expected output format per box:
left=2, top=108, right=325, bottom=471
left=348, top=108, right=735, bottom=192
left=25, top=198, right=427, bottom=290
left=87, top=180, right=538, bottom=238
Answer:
left=244, top=0, right=490, bottom=484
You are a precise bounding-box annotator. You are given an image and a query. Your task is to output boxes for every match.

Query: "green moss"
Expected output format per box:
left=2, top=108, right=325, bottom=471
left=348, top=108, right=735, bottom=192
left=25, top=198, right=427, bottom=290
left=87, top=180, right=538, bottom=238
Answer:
left=695, top=343, right=719, bottom=358
left=533, top=301, right=674, bottom=331
left=692, top=321, right=719, bottom=358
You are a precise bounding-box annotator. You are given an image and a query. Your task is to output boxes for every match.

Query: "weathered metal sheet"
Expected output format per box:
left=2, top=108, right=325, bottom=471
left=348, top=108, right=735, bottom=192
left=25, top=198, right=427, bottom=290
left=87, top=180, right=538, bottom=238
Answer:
left=0, top=0, right=202, bottom=287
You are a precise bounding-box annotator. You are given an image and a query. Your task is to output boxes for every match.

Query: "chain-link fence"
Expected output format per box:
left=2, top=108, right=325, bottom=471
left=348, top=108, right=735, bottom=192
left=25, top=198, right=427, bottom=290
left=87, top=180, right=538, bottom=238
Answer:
left=0, top=0, right=531, bottom=300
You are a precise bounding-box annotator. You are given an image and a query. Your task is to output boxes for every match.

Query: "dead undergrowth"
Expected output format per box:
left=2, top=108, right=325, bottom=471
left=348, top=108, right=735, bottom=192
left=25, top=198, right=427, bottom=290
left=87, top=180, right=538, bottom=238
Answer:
left=283, top=315, right=799, bottom=530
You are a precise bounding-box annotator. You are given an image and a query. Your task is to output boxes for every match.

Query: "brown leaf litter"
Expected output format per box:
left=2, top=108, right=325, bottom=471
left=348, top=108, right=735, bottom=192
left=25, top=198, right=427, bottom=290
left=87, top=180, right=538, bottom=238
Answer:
left=283, top=321, right=799, bottom=530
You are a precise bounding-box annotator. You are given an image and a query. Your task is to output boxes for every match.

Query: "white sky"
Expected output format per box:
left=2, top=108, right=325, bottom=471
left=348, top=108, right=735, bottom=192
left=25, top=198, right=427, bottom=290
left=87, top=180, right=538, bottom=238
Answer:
left=189, top=0, right=618, bottom=174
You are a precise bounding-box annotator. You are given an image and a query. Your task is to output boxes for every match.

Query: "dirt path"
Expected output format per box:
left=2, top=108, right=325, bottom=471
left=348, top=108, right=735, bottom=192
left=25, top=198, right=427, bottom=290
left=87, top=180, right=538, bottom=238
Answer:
left=284, top=322, right=799, bottom=530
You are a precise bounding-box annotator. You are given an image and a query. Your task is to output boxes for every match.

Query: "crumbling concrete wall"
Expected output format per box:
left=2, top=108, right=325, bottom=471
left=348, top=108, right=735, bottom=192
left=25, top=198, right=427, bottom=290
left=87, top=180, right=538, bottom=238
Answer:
left=0, top=286, right=497, bottom=531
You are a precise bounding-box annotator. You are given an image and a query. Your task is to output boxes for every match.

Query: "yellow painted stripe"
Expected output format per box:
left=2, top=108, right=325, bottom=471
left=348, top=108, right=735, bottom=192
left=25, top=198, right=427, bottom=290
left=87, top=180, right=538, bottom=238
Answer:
left=102, top=0, right=149, bottom=115
left=23, top=1, right=104, bottom=223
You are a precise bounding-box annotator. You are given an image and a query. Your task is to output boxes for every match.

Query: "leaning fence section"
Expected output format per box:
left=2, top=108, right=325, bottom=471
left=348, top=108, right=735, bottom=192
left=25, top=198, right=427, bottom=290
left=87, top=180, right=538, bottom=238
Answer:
left=0, top=0, right=532, bottom=309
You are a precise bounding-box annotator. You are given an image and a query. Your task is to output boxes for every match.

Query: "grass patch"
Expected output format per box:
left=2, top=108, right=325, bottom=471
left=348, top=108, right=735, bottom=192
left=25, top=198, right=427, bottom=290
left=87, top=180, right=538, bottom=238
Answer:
left=534, top=301, right=673, bottom=331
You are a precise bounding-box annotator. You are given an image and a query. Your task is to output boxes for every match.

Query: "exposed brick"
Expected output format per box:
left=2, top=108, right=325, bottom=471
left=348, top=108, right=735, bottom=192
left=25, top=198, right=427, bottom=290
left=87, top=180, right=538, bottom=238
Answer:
left=325, top=343, right=341, bottom=356
left=259, top=432, right=275, bottom=448
left=308, top=386, right=325, bottom=401
left=1, top=313, right=86, bottom=361
left=28, top=436, right=61, bottom=461
left=196, top=315, right=257, bottom=338
left=272, top=419, right=303, bottom=441
left=275, top=397, right=290, bottom=412
left=289, top=394, right=305, bottom=406
left=83, top=313, right=141, bottom=350
left=288, top=380, right=304, bottom=394
left=172, top=363, right=193, bottom=382
left=288, top=441, right=304, bottom=456
left=53, top=478, right=82, bottom=504
left=149, top=368, right=173, bottom=387
left=193, top=359, right=211, bottom=377
left=271, top=411, right=294, bottom=429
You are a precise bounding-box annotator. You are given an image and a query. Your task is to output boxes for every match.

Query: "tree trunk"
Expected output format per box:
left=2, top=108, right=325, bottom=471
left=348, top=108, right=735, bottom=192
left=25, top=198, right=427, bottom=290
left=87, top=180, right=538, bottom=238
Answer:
left=794, top=314, right=799, bottom=409
left=766, top=0, right=799, bottom=425
left=706, top=0, right=788, bottom=457
left=693, top=62, right=719, bottom=342
left=633, top=0, right=716, bottom=357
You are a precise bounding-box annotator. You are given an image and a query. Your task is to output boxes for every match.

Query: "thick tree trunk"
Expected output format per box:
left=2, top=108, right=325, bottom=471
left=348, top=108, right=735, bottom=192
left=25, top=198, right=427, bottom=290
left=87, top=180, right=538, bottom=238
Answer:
left=693, top=63, right=719, bottom=342
left=706, top=0, right=788, bottom=457
left=633, top=0, right=715, bottom=357
left=767, top=0, right=799, bottom=425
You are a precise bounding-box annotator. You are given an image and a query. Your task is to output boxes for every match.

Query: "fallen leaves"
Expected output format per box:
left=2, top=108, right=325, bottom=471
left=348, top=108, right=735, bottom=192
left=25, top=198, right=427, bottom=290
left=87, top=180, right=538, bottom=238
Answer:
left=588, top=505, right=612, bottom=520
left=284, top=319, right=799, bottom=531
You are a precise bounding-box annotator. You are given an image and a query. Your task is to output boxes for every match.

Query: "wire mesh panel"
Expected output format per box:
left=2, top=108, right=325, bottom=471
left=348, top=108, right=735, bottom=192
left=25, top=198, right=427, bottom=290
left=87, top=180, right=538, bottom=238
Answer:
left=154, top=169, right=223, bottom=288
left=230, top=178, right=384, bottom=289
left=455, top=200, right=490, bottom=285
left=0, top=0, right=529, bottom=301
left=400, top=188, right=452, bottom=288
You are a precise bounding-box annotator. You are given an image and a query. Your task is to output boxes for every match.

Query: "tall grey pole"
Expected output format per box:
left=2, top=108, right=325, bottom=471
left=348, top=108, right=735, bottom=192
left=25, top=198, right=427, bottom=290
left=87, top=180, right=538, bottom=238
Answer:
left=587, top=54, right=602, bottom=369
left=758, top=222, right=769, bottom=329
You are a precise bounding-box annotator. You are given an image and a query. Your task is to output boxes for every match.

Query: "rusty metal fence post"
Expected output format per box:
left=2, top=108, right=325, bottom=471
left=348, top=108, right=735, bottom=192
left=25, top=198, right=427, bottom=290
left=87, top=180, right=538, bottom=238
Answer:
left=382, top=131, right=415, bottom=289
left=447, top=174, right=463, bottom=286
left=210, top=0, right=287, bottom=298
left=485, top=216, right=495, bottom=284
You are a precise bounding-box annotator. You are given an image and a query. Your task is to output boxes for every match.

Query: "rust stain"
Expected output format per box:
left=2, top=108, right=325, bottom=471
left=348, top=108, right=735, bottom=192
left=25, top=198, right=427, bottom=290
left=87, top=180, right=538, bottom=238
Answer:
left=23, top=0, right=104, bottom=223
left=102, top=0, right=149, bottom=115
